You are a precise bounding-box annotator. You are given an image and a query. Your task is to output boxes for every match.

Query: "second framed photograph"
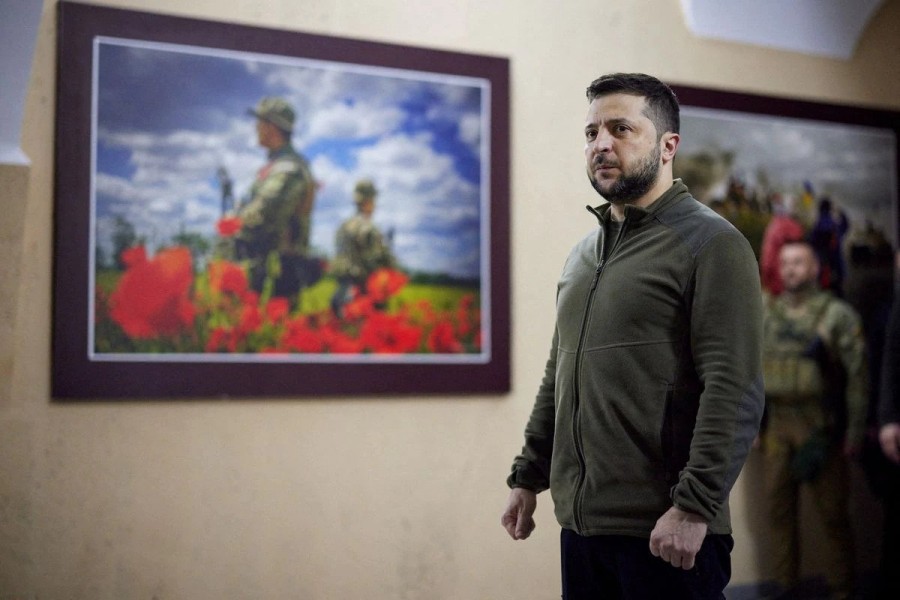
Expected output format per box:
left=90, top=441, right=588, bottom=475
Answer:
left=53, top=2, right=510, bottom=398
left=671, top=84, right=899, bottom=299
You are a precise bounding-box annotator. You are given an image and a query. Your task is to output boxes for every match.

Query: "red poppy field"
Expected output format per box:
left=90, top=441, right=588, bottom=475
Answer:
left=94, top=244, right=482, bottom=357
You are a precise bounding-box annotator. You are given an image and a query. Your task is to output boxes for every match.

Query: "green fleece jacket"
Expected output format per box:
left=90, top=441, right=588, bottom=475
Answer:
left=508, top=181, right=764, bottom=537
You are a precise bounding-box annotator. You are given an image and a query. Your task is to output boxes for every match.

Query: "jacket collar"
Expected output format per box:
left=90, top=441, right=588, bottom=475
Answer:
left=587, top=179, right=690, bottom=225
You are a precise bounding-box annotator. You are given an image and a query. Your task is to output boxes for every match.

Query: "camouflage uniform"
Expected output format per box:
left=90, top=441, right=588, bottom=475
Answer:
left=235, top=98, right=318, bottom=297
left=329, top=180, right=395, bottom=315
left=761, top=289, right=868, bottom=599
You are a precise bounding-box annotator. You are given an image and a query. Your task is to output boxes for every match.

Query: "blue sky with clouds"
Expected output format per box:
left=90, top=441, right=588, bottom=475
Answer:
left=92, top=38, right=490, bottom=279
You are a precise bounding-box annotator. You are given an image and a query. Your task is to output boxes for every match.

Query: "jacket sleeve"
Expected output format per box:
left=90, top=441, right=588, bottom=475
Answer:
left=507, top=328, right=558, bottom=492
left=670, top=230, right=765, bottom=522
left=824, top=300, right=869, bottom=445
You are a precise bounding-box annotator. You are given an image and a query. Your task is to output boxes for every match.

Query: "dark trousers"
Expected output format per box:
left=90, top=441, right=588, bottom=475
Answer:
left=560, top=529, right=733, bottom=600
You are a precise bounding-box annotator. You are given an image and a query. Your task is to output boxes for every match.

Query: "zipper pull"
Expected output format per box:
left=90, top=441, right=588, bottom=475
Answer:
left=590, top=260, right=604, bottom=290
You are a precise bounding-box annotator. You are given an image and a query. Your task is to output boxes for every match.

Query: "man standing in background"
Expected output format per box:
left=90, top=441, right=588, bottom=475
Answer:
left=761, top=239, right=868, bottom=600
left=501, top=73, right=764, bottom=599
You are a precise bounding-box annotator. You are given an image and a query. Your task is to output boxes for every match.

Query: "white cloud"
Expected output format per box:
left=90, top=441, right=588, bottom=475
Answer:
left=354, top=134, right=481, bottom=277
left=304, top=102, right=405, bottom=143
left=457, top=112, right=482, bottom=153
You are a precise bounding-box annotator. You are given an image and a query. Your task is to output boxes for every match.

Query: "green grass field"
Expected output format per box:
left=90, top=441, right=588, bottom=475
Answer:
left=298, top=276, right=479, bottom=315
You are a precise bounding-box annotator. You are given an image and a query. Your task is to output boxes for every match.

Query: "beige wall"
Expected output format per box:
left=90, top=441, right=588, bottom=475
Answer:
left=2, top=0, right=899, bottom=597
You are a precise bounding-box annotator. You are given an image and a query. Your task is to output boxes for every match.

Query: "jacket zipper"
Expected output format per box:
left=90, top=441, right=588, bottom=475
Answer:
left=571, top=215, right=628, bottom=533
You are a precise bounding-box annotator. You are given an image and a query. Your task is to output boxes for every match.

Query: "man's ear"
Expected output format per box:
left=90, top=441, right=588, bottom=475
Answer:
left=660, top=132, right=680, bottom=164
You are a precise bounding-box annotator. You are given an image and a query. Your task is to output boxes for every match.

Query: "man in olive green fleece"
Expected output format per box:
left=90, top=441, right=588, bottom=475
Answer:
left=501, top=73, right=764, bottom=599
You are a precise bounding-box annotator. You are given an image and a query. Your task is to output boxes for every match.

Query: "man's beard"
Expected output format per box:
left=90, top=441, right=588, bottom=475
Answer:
left=781, top=275, right=817, bottom=295
left=588, top=144, right=661, bottom=204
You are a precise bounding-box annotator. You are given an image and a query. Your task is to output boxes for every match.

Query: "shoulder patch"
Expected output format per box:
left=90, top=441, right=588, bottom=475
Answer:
left=268, top=160, right=302, bottom=177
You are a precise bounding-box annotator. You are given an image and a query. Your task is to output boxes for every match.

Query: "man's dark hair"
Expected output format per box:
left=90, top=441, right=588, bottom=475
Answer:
left=586, top=73, right=680, bottom=139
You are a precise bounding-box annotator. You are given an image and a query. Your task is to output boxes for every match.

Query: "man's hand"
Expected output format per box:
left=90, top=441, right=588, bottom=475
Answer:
left=880, top=423, right=900, bottom=464
left=501, top=487, right=537, bottom=540
left=649, top=506, right=708, bottom=569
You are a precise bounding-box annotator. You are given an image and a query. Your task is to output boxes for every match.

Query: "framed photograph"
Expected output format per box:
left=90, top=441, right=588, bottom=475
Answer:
left=671, top=84, right=899, bottom=300
left=53, top=2, right=510, bottom=398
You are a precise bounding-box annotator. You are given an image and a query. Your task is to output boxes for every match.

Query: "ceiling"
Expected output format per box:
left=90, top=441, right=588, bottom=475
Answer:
left=679, top=0, right=885, bottom=59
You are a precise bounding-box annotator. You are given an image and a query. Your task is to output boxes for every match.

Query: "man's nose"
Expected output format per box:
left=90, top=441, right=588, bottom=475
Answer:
left=589, top=131, right=612, bottom=154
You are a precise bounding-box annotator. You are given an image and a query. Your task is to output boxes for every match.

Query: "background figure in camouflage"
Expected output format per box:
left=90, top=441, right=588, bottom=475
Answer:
left=236, top=97, right=318, bottom=298
left=329, top=179, right=396, bottom=317
left=761, top=239, right=868, bottom=600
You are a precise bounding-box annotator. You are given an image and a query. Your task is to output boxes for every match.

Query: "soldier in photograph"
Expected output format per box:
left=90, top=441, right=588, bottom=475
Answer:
left=329, top=179, right=396, bottom=317
left=235, top=97, right=319, bottom=298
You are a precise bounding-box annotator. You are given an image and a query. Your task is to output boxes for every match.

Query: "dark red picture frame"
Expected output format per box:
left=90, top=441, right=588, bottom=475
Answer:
left=52, top=2, right=510, bottom=399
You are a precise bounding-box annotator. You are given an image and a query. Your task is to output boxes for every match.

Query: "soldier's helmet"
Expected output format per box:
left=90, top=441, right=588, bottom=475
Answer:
left=354, top=179, right=378, bottom=204
left=248, top=97, right=295, bottom=134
